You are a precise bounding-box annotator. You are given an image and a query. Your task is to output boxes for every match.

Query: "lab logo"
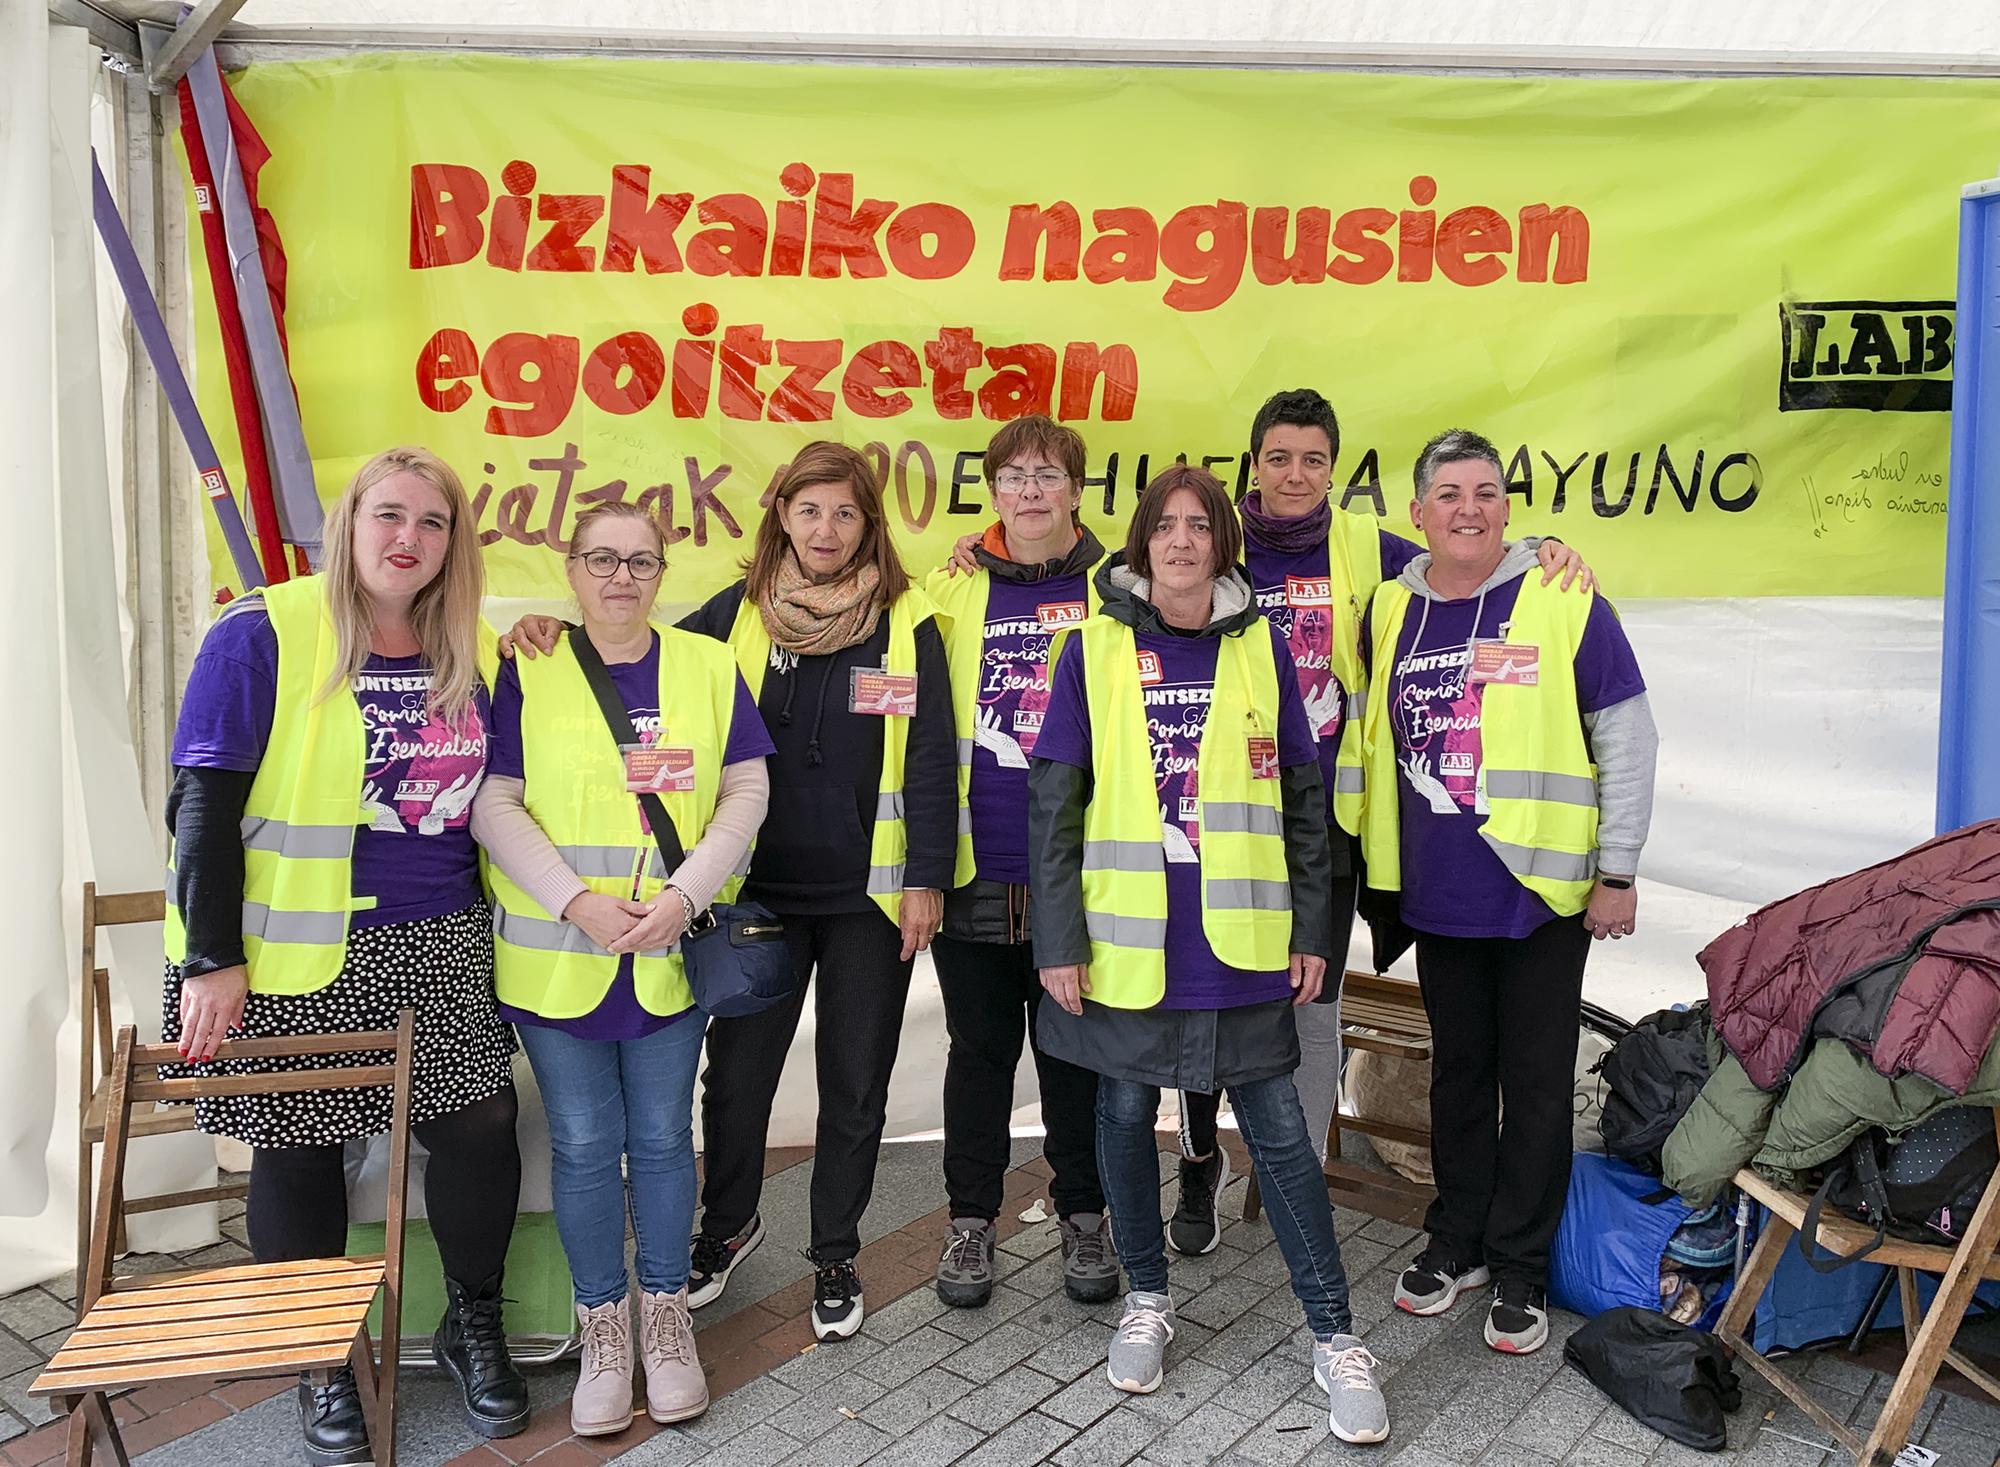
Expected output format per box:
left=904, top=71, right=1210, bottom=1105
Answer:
left=1285, top=576, right=1332, bottom=607
left=1037, top=600, right=1087, bottom=629
left=199, top=468, right=228, bottom=500
left=1136, top=650, right=1163, bottom=685
left=193, top=184, right=213, bottom=212
left=1779, top=299, right=1952, bottom=412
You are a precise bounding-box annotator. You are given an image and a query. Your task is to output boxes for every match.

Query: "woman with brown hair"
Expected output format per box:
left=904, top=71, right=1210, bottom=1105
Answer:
left=163, top=447, right=527, bottom=1464
left=679, top=441, right=956, bottom=1339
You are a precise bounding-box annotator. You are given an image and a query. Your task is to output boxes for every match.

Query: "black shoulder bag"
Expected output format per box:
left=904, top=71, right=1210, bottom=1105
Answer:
left=567, top=626, right=795, bottom=1018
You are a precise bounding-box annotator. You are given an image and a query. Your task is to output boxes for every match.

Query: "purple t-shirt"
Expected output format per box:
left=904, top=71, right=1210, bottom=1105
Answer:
left=1371, top=575, right=1644, bottom=939
left=1038, top=619, right=1317, bottom=1010
left=488, top=631, right=773, bottom=1041
left=965, top=571, right=1092, bottom=885
left=172, top=603, right=489, bottom=929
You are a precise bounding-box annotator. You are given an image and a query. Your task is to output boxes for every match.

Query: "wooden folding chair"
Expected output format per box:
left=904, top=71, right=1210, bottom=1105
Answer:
left=34, top=1012, right=417, bottom=1467
left=1714, top=1108, right=2000, bottom=1465
left=75, top=883, right=249, bottom=1308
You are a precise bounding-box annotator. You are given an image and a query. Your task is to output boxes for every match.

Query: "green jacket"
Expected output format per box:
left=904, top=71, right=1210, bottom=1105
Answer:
left=1662, top=1031, right=2000, bottom=1208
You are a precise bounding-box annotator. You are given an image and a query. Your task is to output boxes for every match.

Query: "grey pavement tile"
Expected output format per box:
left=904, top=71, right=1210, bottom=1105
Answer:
left=683, top=1423, right=804, bottom=1467
left=0, top=1366, right=58, bottom=1426
left=1232, top=1400, right=1329, bottom=1466
left=1494, top=1381, right=1606, bottom=1457
left=998, top=1221, right=1063, bottom=1260
left=1558, top=1439, right=1647, bottom=1467
left=1475, top=1446, right=1561, bottom=1467
left=852, top=1363, right=975, bottom=1437
left=1935, top=1390, right=2000, bottom=1439
left=1581, top=1404, right=1664, bottom=1456
left=1124, top=1356, right=1233, bottom=1424
left=175, top=1240, right=254, bottom=1271
left=1041, top=1366, right=1130, bottom=1428
left=1346, top=1268, right=1413, bottom=1330
left=1051, top=1405, right=1166, bottom=1466
left=932, top=1285, right=1042, bottom=1341
left=1358, top=1220, right=1419, bottom=1249
left=767, top=1368, right=890, bottom=1439
left=1232, top=1242, right=1299, bottom=1288
left=772, top=1335, right=887, bottom=1391
left=957, top=1407, right=1078, bottom=1466
left=1252, top=1285, right=1313, bottom=1326
left=1028, top=1318, right=1113, bottom=1383
left=1215, top=1344, right=1322, bottom=1424
left=1360, top=1305, right=1452, bottom=1364
left=1914, top=1422, right=2000, bottom=1463
left=781, top=1415, right=892, bottom=1467
left=940, top=1320, right=1046, bottom=1381
left=0, top=1333, right=40, bottom=1380
left=1180, top=1275, right=1285, bottom=1333
left=997, top=1248, right=1068, bottom=1299
left=30, top=1326, right=73, bottom=1357
left=1738, top=1426, right=1843, bottom=1467
left=672, top=1372, right=803, bottom=1446
left=1801, top=1350, right=1884, bottom=1397
left=1134, top=1400, right=1254, bottom=1465
left=127, top=1391, right=296, bottom=1467
left=862, top=1411, right=983, bottom=1467
left=1331, top=1237, right=1395, bottom=1281
left=857, top=1326, right=964, bottom=1389
left=947, top=1363, right=1066, bottom=1433
left=0, top=1413, right=22, bottom=1444
left=0, top=1289, right=74, bottom=1344
left=1412, top=1384, right=1545, bottom=1464
left=1193, top=1310, right=1300, bottom=1374
left=860, top=1283, right=953, bottom=1344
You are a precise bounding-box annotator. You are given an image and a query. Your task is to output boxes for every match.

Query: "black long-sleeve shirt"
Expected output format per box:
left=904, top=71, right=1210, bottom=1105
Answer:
left=680, top=580, right=957, bottom=915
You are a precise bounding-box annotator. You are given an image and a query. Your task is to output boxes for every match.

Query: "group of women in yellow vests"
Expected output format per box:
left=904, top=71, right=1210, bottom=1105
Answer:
left=163, top=388, right=1654, bottom=1461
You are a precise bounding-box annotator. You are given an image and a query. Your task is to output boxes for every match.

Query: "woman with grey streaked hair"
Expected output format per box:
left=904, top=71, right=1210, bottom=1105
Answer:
left=1357, top=428, right=1658, bottom=1356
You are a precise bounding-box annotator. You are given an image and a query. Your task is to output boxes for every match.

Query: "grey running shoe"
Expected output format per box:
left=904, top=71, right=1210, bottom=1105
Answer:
left=935, top=1217, right=996, bottom=1308
left=687, top=1213, right=764, bottom=1309
left=1167, top=1146, right=1233, bottom=1256
left=1058, top=1212, right=1120, bottom=1304
left=1105, top=1290, right=1175, bottom=1393
left=1484, top=1280, right=1549, bottom=1354
left=1314, top=1333, right=1389, bottom=1444
left=1393, top=1246, right=1489, bottom=1317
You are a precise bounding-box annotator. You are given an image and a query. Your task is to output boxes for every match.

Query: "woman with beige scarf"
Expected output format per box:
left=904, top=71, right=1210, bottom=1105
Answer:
left=676, top=441, right=956, bottom=1339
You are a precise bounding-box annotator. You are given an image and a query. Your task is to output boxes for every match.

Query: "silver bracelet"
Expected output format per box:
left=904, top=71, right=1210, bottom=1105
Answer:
left=668, top=885, right=698, bottom=932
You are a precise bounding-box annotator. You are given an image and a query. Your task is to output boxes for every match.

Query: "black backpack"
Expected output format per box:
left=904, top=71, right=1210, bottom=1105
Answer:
left=1798, top=1105, right=1999, bottom=1272
left=1596, top=1003, right=1713, bottom=1175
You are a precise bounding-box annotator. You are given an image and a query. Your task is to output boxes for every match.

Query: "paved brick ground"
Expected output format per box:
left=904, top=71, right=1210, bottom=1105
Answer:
left=6, top=1142, right=1999, bottom=1466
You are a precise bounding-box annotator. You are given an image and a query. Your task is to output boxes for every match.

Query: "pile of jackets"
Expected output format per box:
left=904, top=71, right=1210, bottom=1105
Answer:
left=1662, top=820, right=2000, bottom=1208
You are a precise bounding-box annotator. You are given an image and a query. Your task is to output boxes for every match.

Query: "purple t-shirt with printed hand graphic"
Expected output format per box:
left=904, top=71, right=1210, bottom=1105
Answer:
left=964, top=571, right=1092, bottom=884
left=1037, top=620, right=1317, bottom=1010
left=1369, top=576, right=1645, bottom=939
left=1244, top=528, right=1422, bottom=811
left=487, top=631, right=773, bottom=1041
left=172, top=604, right=490, bottom=929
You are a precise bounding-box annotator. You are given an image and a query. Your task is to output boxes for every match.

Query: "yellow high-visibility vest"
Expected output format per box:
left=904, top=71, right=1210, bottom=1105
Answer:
left=726, top=585, right=938, bottom=925
left=1319, top=509, right=1388, bottom=836
left=926, top=559, right=1101, bottom=888
left=1075, top=617, right=1291, bottom=1009
left=1357, top=572, right=1602, bottom=914
left=485, top=625, right=745, bottom=1020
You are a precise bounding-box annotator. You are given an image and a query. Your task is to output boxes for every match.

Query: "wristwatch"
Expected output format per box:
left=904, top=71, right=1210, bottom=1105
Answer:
left=1597, top=875, right=1634, bottom=890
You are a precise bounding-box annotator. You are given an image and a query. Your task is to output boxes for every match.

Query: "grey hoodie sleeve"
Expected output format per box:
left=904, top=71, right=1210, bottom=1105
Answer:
left=1584, top=693, right=1659, bottom=877
left=1028, top=758, right=1093, bottom=968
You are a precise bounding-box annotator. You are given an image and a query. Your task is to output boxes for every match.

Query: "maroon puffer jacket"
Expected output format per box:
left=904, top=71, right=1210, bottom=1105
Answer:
left=1699, top=820, right=2000, bottom=1094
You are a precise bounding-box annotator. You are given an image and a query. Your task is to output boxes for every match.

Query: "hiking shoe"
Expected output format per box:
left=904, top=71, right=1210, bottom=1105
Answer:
left=1167, top=1146, right=1232, bottom=1256
left=1314, top=1334, right=1389, bottom=1444
left=569, top=1298, right=635, bottom=1437
left=1105, top=1290, right=1175, bottom=1393
left=687, top=1213, right=764, bottom=1309
left=1393, top=1246, right=1490, bottom=1317
left=936, top=1217, right=996, bottom=1308
left=1057, top=1212, right=1120, bottom=1303
left=811, top=1257, right=865, bottom=1340
left=1484, top=1279, right=1549, bottom=1354
left=637, top=1286, right=708, bottom=1423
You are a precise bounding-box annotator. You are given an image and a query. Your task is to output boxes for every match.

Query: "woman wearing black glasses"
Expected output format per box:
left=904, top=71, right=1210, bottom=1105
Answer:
left=471, top=500, right=772, bottom=1438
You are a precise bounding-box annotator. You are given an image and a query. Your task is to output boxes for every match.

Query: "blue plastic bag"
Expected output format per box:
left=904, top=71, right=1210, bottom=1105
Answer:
left=1551, top=1152, right=1733, bottom=1326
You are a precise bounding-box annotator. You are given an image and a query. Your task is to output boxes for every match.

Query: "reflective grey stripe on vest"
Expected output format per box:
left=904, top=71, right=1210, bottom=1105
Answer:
left=240, top=816, right=353, bottom=859
left=492, top=903, right=675, bottom=959
left=1084, top=910, right=1168, bottom=947
left=876, top=791, right=905, bottom=822
left=1083, top=839, right=1163, bottom=873
left=553, top=844, right=665, bottom=881
left=1333, top=767, right=1365, bottom=794
left=957, top=737, right=974, bottom=766
left=1201, top=802, right=1282, bottom=837
left=1485, top=769, right=1598, bottom=806
left=867, top=862, right=905, bottom=895
left=1345, top=690, right=1365, bottom=719
left=957, top=806, right=972, bottom=837
left=1482, top=836, right=1597, bottom=883
left=1205, top=878, right=1291, bottom=912
left=241, top=902, right=347, bottom=945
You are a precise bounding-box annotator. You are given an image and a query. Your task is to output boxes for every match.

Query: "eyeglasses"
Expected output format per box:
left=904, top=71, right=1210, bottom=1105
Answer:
left=570, top=549, right=664, bottom=581
left=992, top=469, right=1070, bottom=494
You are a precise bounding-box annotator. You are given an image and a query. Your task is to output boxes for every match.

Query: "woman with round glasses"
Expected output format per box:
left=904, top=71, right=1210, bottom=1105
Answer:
left=471, top=500, right=773, bottom=1437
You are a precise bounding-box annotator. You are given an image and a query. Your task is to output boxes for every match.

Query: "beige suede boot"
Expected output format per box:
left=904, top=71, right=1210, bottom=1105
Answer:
left=637, top=1286, right=709, bottom=1423
left=570, top=1297, right=635, bottom=1437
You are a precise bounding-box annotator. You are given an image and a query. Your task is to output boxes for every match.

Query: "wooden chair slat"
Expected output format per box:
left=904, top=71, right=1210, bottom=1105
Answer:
left=127, top=1067, right=397, bottom=1102
left=71, top=1300, right=381, bottom=1348
left=93, top=1273, right=383, bottom=1314
left=110, top=1254, right=386, bottom=1291
left=51, top=1316, right=368, bottom=1371
left=127, top=1030, right=404, bottom=1066
left=90, top=891, right=165, bottom=925
left=122, top=1182, right=251, bottom=1216
left=33, top=1338, right=360, bottom=1395
left=85, top=1283, right=383, bottom=1327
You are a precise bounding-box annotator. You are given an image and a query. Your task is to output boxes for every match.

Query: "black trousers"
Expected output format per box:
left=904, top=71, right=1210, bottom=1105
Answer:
left=699, top=908, right=913, bottom=1261
left=933, top=933, right=1104, bottom=1221
left=1414, top=914, right=1590, bottom=1285
left=247, top=1088, right=522, bottom=1285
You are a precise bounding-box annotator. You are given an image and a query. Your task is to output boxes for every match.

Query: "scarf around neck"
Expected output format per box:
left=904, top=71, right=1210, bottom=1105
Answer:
left=1239, top=487, right=1332, bottom=556
left=759, top=552, right=884, bottom=656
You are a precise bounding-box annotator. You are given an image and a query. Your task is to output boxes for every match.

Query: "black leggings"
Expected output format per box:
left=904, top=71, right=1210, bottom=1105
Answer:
left=247, top=1088, right=522, bottom=1286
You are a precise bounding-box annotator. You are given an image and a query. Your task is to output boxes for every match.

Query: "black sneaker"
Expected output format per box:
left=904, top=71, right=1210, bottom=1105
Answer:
left=1484, top=1279, right=1549, bottom=1354
left=297, top=1366, right=371, bottom=1466
left=1166, top=1146, right=1233, bottom=1256
left=687, top=1213, right=764, bottom=1309
left=811, top=1257, right=865, bottom=1340
left=1393, top=1246, right=1490, bottom=1317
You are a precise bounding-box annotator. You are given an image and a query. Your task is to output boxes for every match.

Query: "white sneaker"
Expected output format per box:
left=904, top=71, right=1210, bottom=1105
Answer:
left=1106, top=1290, right=1176, bottom=1393
left=1314, top=1334, right=1389, bottom=1443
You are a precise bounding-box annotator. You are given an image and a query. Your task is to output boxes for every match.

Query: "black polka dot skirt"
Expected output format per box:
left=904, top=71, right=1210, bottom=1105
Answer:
left=160, top=901, right=518, bottom=1150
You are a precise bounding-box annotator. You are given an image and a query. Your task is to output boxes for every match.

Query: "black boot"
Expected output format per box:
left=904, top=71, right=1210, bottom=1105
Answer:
left=296, top=1366, right=370, bottom=1466
left=434, top=1271, right=530, bottom=1438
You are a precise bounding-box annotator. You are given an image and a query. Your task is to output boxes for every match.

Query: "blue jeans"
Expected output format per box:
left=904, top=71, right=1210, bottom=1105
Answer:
left=517, top=1016, right=704, bottom=1307
left=1096, top=1070, right=1353, bottom=1338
